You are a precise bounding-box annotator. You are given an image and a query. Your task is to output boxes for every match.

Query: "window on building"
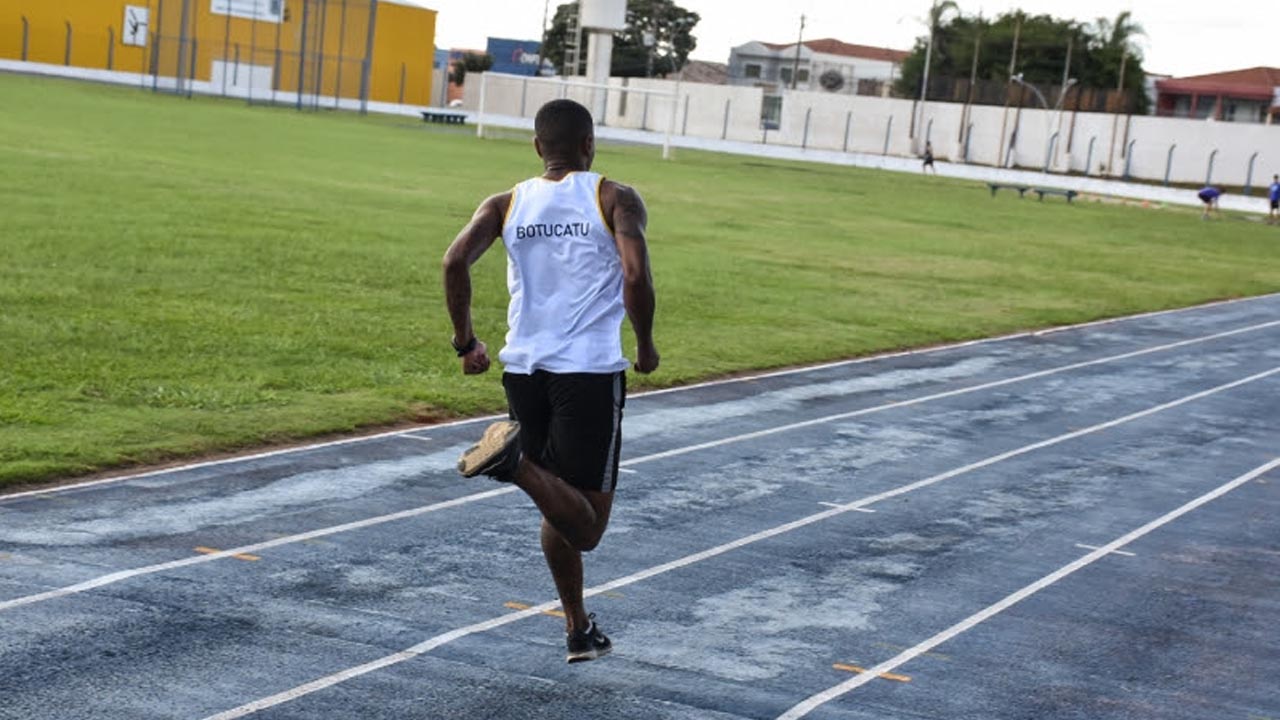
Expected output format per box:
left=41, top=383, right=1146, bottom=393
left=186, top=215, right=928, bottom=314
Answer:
left=797, top=69, right=810, bottom=83
left=212, top=0, right=284, bottom=23
left=780, top=67, right=792, bottom=84
left=761, top=95, right=782, bottom=130
left=744, top=63, right=761, bottom=79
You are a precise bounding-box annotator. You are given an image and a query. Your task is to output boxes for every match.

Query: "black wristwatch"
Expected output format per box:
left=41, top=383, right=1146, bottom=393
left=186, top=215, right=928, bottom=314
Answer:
left=451, top=335, right=478, bottom=357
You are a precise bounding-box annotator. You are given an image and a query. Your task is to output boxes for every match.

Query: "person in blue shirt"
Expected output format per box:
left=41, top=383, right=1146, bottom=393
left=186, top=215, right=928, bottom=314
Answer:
left=1268, top=174, right=1279, bottom=224
left=1197, top=186, right=1221, bottom=220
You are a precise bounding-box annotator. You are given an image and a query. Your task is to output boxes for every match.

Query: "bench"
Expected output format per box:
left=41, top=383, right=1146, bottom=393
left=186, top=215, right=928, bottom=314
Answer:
left=421, top=110, right=467, bottom=125
left=988, top=183, right=1030, bottom=198
left=1033, top=187, right=1078, bottom=203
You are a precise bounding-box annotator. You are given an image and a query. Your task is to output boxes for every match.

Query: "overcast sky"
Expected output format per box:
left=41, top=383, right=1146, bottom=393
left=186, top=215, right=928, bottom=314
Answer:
left=411, top=0, right=1276, bottom=78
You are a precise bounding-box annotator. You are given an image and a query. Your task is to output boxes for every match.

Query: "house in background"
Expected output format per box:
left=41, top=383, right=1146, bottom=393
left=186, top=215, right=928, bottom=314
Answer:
left=728, top=38, right=908, bottom=96
left=1155, top=67, right=1280, bottom=123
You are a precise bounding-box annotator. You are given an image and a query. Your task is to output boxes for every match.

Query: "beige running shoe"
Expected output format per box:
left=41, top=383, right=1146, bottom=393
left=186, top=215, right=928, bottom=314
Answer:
left=457, top=420, right=522, bottom=482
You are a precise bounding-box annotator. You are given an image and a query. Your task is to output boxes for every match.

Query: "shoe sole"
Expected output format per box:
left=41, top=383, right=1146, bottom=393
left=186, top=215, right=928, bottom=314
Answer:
left=457, top=421, right=520, bottom=478
left=566, top=645, right=612, bottom=664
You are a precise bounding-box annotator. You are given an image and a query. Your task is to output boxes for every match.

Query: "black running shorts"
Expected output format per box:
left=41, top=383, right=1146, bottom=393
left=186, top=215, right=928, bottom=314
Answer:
left=502, top=371, right=626, bottom=493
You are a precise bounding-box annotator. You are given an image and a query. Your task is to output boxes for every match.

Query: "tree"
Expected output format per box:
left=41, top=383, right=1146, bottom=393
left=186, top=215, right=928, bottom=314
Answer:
left=542, top=0, right=700, bottom=78
left=894, top=7, right=1148, bottom=113
left=449, top=52, right=493, bottom=86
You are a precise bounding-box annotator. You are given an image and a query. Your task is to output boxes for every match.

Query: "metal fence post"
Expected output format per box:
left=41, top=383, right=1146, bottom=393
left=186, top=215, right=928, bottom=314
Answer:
left=721, top=99, right=731, bottom=140
left=925, top=117, right=933, bottom=144
left=64, top=21, right=72, bottom=66
left=189, top=38, right=199, bottom=98
left=335, top=0, right=350, bottom=106
left=882, top=115, right=893, bottom=156
left=107, top=26, right=114, bottom=70
left=520, top=77, right=529, bottom=117
left=1164, top=144, right=1176, bottom=186
left=21, top=16, right=28, bottom=61
left=641, top=93, right=650, bottom=130
left=233, top=43, right=241, bottom=86
left=1244, top=152, right=1259, bottom=195
left=359, top=0, right=379, bottom=114
left=1122, top=139, right=1136, bottom=180
left=842, top=110, right=852, bottom=152
left=398, top=62, right=406, bottom=105
left=1043, top=132, right=1059, bottom=173
left=680, top=94, right=689, bottom=135
left=1084, top=136, right=1097, bottom=176
left=1205, top=149, right=1218, bottom=186
left=801, top=107, right=811, bottom=149
left=963, top=123, right=973, bottom=163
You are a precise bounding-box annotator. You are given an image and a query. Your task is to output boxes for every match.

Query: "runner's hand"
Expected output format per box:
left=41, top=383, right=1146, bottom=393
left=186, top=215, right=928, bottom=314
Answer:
left=634, top=343, right=659, bottom=374
left=461, top=341, right=490, bottom=375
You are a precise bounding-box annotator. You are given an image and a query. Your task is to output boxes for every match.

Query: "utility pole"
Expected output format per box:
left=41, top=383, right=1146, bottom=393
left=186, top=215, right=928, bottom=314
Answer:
left=790, top=14, right=805, bottom=90
left=998, top=13, right=1022, bottom=167
left=959, top=28, right=980, bottom=145
left=1106, top=51, right=1128, bottom=175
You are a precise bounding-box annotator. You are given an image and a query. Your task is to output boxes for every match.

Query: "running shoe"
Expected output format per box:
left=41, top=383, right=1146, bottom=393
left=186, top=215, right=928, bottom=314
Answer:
left=457, top=420, right=521, bottom=482
left=566, top=613, right=612, bottom=663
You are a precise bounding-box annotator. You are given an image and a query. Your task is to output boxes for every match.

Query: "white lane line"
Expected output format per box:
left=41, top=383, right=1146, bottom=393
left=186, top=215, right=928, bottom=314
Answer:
left=0, top=486, right=517, bottom=613
left=820, top=502, right=875, bottom=513
left=1074, top=543, right=1136, bottom=557
left=2, top=326, right=1276, bottom=612
left=637, top=292, right=1280, bottom=399
left=396, top=434, right=434, bottom=443
left=8, top=294, right=1277, bottom=502
left=618, top=468, right=639, bottom=474
left=777, top=456, right=1280, bottom=720
left=623, top=320, right=1280, bottom=466
left=198, top=367, right=1280, bottom=720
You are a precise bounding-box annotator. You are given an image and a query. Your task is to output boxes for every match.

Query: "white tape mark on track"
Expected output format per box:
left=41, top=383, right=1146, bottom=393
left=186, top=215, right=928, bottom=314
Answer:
left=1, top=323, right=1276, bottom=614
left=5, top=294, right=1277, bottom=502
left=199, top=367, right=1280, bottom=720
left=776, top=456, right=1280, bottom=720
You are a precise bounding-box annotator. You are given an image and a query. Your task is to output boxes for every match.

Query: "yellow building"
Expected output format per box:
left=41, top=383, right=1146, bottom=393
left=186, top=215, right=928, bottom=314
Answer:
left=0, top=0, right=436, bottom=106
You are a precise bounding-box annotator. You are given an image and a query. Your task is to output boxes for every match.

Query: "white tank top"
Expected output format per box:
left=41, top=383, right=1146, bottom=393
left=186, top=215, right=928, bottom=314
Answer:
left=498, top=171, right=628, bottom=375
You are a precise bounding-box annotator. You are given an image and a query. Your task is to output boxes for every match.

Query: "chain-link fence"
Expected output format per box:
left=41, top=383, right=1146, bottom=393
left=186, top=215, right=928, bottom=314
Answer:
left=914, top=75, right=1140, bottom=114
left=146, top=0, right=376, bottom=109
left=3, top=1, right=385, bottom=110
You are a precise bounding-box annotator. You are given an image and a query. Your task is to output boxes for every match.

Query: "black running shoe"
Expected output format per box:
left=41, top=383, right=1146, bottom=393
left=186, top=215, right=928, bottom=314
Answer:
left=566, top=614, right=612, bottom=663
left=457, top=421, right=521, bottom=482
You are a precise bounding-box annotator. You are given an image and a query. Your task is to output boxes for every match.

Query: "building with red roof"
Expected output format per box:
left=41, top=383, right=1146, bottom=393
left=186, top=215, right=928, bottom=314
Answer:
left=1154, top=67, right=1280, bottom=124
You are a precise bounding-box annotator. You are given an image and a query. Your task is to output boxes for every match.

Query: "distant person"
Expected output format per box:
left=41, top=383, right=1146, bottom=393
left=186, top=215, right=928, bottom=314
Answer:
left=443, top=99, right=659, bottom=664
left=1268, top=174, right=1280, bottom=224
left=1198, top=185, right=1221, bottom=220
left=922, top=141, right=936, bottom=174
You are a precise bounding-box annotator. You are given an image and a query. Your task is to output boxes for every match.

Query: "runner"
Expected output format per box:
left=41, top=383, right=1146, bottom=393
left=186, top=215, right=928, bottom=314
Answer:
left=443, top=98, right=659, bottom=663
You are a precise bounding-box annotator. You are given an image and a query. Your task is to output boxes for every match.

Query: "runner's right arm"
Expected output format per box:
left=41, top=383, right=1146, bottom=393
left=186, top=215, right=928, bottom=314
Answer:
left=442, top=192, right=511, bottom=374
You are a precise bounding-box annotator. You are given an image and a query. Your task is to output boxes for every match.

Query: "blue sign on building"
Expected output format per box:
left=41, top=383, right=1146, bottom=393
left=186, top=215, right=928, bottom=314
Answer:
left=487, top=37, right=543, bottom=76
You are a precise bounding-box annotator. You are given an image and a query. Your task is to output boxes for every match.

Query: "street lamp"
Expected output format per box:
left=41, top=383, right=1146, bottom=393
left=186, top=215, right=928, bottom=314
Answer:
left=1012, top=74, right=1078, bottom=171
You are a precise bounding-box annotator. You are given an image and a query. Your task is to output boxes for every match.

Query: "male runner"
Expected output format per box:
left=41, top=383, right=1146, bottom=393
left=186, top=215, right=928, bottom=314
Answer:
left=1268, top=174, right=1279, bottom=224
left=443, top=99, right=659, bottom=663
left=922, top=141, right=936, bottom=175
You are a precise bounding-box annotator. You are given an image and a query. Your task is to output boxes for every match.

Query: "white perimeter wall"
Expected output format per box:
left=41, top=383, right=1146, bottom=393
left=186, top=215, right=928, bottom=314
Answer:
left=468, top=72, right=1280, bottom=190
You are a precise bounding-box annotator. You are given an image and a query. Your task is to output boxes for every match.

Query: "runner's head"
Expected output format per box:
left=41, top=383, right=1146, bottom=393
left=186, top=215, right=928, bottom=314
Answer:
left=534, top=99, right=595, bottom=170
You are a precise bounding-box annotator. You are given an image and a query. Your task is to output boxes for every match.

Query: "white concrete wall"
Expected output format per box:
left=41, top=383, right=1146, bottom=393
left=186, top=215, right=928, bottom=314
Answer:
left=465, top=71, right=1280, bottom=189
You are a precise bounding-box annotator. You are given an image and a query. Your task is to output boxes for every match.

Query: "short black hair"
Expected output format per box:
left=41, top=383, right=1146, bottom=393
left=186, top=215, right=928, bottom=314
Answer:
left=535, top=99, right=594, bottom=155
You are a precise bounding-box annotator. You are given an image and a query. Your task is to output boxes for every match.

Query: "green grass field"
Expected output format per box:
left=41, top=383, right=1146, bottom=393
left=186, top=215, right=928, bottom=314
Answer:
left=1, top=73, right=1277, bottom=488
